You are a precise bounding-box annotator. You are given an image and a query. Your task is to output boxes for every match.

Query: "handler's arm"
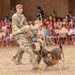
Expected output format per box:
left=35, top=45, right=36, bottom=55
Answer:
left=12, top=16, right=28, bottom=36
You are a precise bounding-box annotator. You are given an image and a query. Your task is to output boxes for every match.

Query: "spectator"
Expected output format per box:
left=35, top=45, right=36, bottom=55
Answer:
left=44, top=26, right=49, bottom=45
left=66, top=12, right=72, bottom=21
left=53, top=22, right=58, bottom=30
left=10, top=7, right=16, bottom=21
left=59, top=24, right=67, bottom=44
left=1, top=22, right=7, bottom=32
left=28, top=20, right=34, bottom=26
left=62, top=17, right=67, bottom=26
left=38, top=26, right=43, bottom=39
left=0, top=19, right=4, bottom=28
left=48, top=27, right=55, bottom=45
left=4, top=16, right=10, bottom=23
left=66, top=26, right=74, bottom=44
left=69, top=18, right=74, bottom=27
left=60, top=24, right=67, bottom=34
left=52, top=11, right=57, bottom=18
left=37, top=6, right=44, bottom=20
left=57, top=17, right=62, bottom=29
left=48, top=15, right=53, bottom=28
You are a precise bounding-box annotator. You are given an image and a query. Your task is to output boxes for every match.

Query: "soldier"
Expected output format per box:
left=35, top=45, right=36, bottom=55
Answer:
left=11, top=4, right=39, bottom=70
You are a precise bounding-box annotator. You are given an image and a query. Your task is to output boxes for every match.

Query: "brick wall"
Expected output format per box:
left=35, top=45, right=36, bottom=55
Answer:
left=0, top=0, right=10, bottom=19
left=0, top=0, right=1, bottom=15
left=15, top=0, right=69, bottom=20
left=1, top=0, right=75, bottom=20
left=10, top=0, right=16, bottom=9
left=68, top=0, right=75, bottom=16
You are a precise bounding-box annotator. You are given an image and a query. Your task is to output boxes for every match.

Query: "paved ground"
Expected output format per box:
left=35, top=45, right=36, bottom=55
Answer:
left=0, top=45, right=75, bottom=75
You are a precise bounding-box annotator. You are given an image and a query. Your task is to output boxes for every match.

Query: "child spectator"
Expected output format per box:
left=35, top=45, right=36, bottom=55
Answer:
left=48, top=15, right=53, bottom=28
left=66, top=26, right=74, bottom=44
left=38, top=25, right=44, bottom=40
left=48, top=27, right=55, bottom=45
left=57, top=17, right=62, bottom=29
left=0, top=19, right=4, bottom=28
left=62, top=17, right=67, bottom=25
left=69, top=18, right=74, bottom=27
left=72, top=26, right=75, bottom=44
left=2, top=23, right=7, bottom=32
left=5, top=21, right=12, bottom=47
left=5, top=32, right=10, bottom=47
left=60, top=24, right=67, bottom=34
left=59, top=24, right=67, bottom=44
left=28, top=20, right=34, bottom=26
left=44, top=26, right=49, bottom=45
left=53, top=22, right=58, bottom=30
left=4, top=16, right=10, bottom=23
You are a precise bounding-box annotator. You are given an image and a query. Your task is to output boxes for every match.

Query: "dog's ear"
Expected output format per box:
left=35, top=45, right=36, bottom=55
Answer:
left=31, top=43, right=36, bottom=49
left=43, top=49, right=48, bottom=54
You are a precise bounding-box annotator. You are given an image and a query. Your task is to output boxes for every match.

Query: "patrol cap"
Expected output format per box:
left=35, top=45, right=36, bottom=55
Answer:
left=34, top=19, right=43, bottom=26
left=16, top=4, right=23, bottom=9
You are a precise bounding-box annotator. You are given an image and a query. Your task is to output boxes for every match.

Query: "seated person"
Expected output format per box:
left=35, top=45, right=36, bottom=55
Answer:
left=60, top=24, right=67, bottom=36
left=44, top=27, right=49, bottom=45
left=48, top=27, right=55, bottom=45
left=0, top=19, right=4, bottom=28
left=59, top=24, right=67, bottom=44
left=71, top=26, right=75, bottom=44
left=4, top=16, right=10, bottom=23
left=38, top=26, right=44, bottom=40
left=57, top=17, right=62, bottom=29
left=66, top=26, right=74, bottom=44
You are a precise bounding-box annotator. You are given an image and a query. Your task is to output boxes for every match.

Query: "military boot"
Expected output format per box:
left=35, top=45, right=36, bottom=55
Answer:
left=11, top=57, right=17, bottom=64
left=16, top=60, right=23, bottom=65
left=32, top=62, right=39, bottom=70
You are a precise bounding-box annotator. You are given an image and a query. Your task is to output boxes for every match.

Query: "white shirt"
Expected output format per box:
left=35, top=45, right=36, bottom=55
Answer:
left=57, top=22, right=62, bottom=29
left=67, top=29, right=74, bottom=35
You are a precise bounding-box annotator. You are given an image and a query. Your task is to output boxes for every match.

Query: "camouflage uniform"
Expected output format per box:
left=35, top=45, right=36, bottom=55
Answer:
left=12, top=4, right=38, bottom=69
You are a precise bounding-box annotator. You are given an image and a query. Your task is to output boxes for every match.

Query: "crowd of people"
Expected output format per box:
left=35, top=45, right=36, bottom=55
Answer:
left=0, top=16, right=16, bottom=47
left=0, top=7, right=75, bottom=47
left=28, top=15, right=75, bottom=45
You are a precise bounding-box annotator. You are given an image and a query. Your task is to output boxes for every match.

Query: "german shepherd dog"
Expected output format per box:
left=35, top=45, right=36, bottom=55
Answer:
left=40, top=44, right=65, bottom=71
left=31, top=39, right=65, bottom=71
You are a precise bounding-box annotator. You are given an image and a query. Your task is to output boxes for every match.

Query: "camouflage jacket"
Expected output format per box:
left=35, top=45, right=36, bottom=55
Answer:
left=12, top=13, right=38, bottom=40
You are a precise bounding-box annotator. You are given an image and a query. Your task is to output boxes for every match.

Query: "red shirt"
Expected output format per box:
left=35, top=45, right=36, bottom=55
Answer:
left=0, top=22, right=4, bottom=27
left=0, top=22, right=2, bottom=27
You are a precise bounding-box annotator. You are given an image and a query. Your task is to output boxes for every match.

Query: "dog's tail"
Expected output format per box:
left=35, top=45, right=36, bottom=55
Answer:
left=59, top=43, right=62, bottom=50
left=59, top=39, right=63, bottom=50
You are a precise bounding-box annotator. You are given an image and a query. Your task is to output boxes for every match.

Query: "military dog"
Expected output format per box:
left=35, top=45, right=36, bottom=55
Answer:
left=31, top=40, right=65, bottom=71
left=40, top=44, right=65, bottom=71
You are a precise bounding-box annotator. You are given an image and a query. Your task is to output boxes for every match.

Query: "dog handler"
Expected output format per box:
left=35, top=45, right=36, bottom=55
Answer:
left=11, top=4, right=39, bottom=69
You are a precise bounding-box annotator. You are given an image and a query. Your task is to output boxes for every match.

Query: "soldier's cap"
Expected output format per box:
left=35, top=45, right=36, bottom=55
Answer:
left=34, top=19, right=43, bottom=26
left=16, top=4, right=23, bottom=9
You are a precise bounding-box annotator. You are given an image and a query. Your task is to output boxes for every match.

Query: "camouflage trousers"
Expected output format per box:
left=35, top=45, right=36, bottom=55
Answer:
left=12, top=36, right=41, bottom=67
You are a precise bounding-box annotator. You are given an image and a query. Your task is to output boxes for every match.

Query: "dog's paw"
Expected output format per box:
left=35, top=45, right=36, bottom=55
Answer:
left=63, top=65, right=66, bottom=70
left=64, top=66, right=66, bottom=69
